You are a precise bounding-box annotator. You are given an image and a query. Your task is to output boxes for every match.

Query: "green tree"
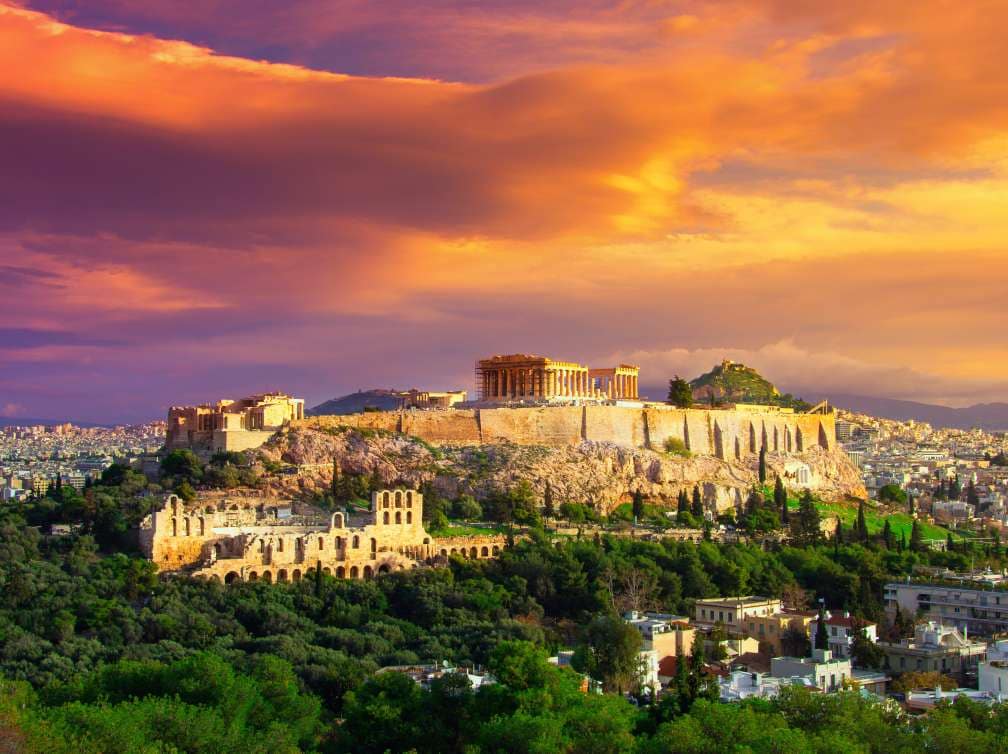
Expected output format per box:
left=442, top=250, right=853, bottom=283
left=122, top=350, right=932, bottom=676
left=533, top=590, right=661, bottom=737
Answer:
left=967, top=479, right=979, bottom=506
left=632, top=490, right=646, bottom=521
left=573, top=614, right=644, bottom=693
left=877, top=484, right=907, bottom=505
left=774, top=477, right=788, bottom=525
left=758, top=445, right=767, bottom=484
left=856, top=500, right=868, bottom=542
left=813, top=604, right=829, bottom=651
left=910, top=519, right=924, bottom=552
left=161, top=449, right=203, bottom=482
left=791, top=490, right=820, bottom=546
left=452, top=495, right=482, bottom=521
left=667, top=375, right=693, bottom=408
left=881, top=518, right=894, bottom=549
left=850, top=624, right=884, bottom=669
left=542, top=482, right=556, bottom=520
left=691, top=485, right=703, bottom=519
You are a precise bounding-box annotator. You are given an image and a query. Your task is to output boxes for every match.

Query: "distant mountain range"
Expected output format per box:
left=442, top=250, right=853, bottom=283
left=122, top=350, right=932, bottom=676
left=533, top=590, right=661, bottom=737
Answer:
left=308, top=390, right=404, bottom=415
left=801, top=393, right=1008, bottom=431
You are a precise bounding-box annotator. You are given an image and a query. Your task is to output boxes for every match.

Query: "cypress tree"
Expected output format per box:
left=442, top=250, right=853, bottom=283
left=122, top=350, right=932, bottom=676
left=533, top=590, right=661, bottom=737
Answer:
left=946, top=532, right=955, bottom=552
left=691, top=485, right=703, bottom=518
left=899, top=532, right=906, bottom=552
left=908, top=493, right=915, bottom=516
left=967, top=479, right=979, bottom=506
left=910, top=519, right=923, bottom=552
left=314, top=561, right=323, bottom=597
left=632, top=490, right=645, bottom=521
left=543, top=482, right=556, bottom=520
left=774, top=477, right=788, bottom=525
left=834, top=522, right=842, bottom=554
left=758, top=445, right=767, bottom=485
left=677, top=489, right=688, bottom=514
left=882, top=518, right=893, bottom=549
left=856, top=500, right=868, bottom=542
left=814, top=604, right=829, bottom=651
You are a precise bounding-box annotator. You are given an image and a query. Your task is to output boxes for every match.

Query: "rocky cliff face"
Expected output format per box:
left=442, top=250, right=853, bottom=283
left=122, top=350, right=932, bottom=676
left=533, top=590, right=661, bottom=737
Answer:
left=257, top=426, right=866, bottom=512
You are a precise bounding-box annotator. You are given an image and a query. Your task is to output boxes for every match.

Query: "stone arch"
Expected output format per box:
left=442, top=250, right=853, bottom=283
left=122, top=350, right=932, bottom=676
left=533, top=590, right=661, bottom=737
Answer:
left=170, top=495, right=181, bottom=514
left=761, top=424, right=769, bottom=452
left=383, top=511, right=390, bottom=525
left=198, top=517, right=205, bottom=536
left=353, top=535, right=360, bottom=548
left=214, top=543, right=222, bottom=559
left=785, top=426, right=793, bottom=452
left=395, top=511, right=402, bottom=524
left=224, top=571, right=240, bottom=584
left=322, top=566, right=331, bottom=575
left=277, top=569, right=288, bottom=582
left=406, top=511, right=412, bottom=524
left=248, top=571, right=258, bottom=581
left=734, top=436, right=741, bottom=461
left=363, top=565, right=373, bottom=579
left=349, top=565, right=359, bottom=579
left=205, top=505, right=216, bottom=514
left=292, top=569, right=302, bottom=582
left=441, top=548, right=448, bottom=557
left=378, top=563, right=391, bottom=574
left=262, top=570, right=273, bottom=583
left=330, top=512, right=344, bottom=529
left=406, top=491, right=414, bottom=507
left=819, top=422, right=830, bottom=450
left=796, top=427, right=805, bottom=452
left=184, top=517, right=191, bottom=536
left=470, top=546, right=478, bottom=558
left=713, top=422, right=725, bottom=460
left=370, top=538, right=377, bottom=554
left=336, top=566, right=346, bottom=578
left=382, top=491, right=390, bottom=505
left=171, top=518, right=178, bottom=537
left=450, top=548, right=458, bottom=556
left=318, top=536, right=325, bottom=550
left=492, top=545, right=500, bottom=555
left=749, top=423, right=757, bottom=453
left=394, top=490, right=403, bottom=506
left=335, top=536, right=343, bottom=550
left=259, top=539, right=265, bottom=553
left=481, top=546, right=489, bottom=557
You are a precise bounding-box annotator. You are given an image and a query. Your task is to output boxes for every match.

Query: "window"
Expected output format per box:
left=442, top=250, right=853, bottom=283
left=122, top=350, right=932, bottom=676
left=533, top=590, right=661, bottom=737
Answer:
left=318, top=537, right=324, bottom=550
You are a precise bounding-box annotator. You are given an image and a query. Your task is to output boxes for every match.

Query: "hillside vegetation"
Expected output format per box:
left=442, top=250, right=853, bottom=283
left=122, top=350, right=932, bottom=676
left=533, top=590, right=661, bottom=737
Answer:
left=690, top=361, right=811, bottom=411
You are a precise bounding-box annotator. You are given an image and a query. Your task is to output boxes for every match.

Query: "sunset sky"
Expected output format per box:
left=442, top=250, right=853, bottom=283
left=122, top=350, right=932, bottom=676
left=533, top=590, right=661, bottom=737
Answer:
left=3, top=0, right=1008, bottom=423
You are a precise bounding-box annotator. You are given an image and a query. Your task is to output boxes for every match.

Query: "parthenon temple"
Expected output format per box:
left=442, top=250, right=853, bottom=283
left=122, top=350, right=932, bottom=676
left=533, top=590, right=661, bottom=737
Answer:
left=475, top=354, right=639, bottom=402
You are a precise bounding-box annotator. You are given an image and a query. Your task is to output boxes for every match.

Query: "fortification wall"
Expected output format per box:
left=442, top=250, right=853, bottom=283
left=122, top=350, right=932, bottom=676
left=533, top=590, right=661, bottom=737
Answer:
left=401, top=410, right=481, bottom=443
left=479, top=406, right=584, bottom=445
left=583, top=405, right=646, bottom=447
left=296, top=405, right=836, bottom=458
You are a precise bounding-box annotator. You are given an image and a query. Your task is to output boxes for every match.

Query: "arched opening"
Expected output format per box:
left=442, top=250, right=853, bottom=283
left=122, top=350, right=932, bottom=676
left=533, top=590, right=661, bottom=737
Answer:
left=262, top=571, right=273, bottom=583
left=363, top=565, right=373, bottom=579
left=277, top=538, right=284, bottom=552
left=349, top=566, right=359, bottom=579
left=492, top=546, right=500, bottom=555
left=336, top=566, right=345, bottom=578
left=796, top=427, right=805, bottom=452
left=406, top=512, right=412, bottom=524
left=382, top=491, right=390, bottom=505
left=248, top=571, right=258, bottom=581
left=481, top=546, right=489, bottom=556
left=470, top=547, right=478, bottom=558
left=406, top=491, right=413, bottom=506
left=171, top=518, right=178, bottom=537
left=785, top=427, right=792, bottom=452
left=713, top=422, right=725, bottom=460
left=323, top=567, right=332, bottom=575
left=378, top=564, right=390, bottom=574
left=224, top=571, right=240, bottom=584
left=441, top=549, right=448, bottom=557
left=395, top=490, right=402, bottom=506
left=383, top=511, right=390, bottom=524
left=819, top=423, right=830, bottom=450
left=370, top=538, right=377, bottom=554
left=259, top=539, right=265, bottom=553
left=353, top=535, right=360, bottom=548
left=277, top=569, right=288, bottom=582
left=198, top=517, right=205, bottom=535
left=450, top=548, right=458, bottom=556
left=292, top=569, right=302, bottom=582
left=735, top=436, right=741, bottom=461
left=318, top=537, right=325, bottom=550
left=395, top=511, right=402, bottom=524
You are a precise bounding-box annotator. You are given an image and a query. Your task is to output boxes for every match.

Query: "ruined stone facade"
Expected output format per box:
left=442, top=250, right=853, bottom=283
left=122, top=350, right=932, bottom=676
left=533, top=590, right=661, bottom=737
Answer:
left=167, top=392, right=305, bottom=454
left=475, top=354, right=639, bottom=402
left=297, top=403, right=836, bottom=459
left=139, top=490, right=505, bottom=584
